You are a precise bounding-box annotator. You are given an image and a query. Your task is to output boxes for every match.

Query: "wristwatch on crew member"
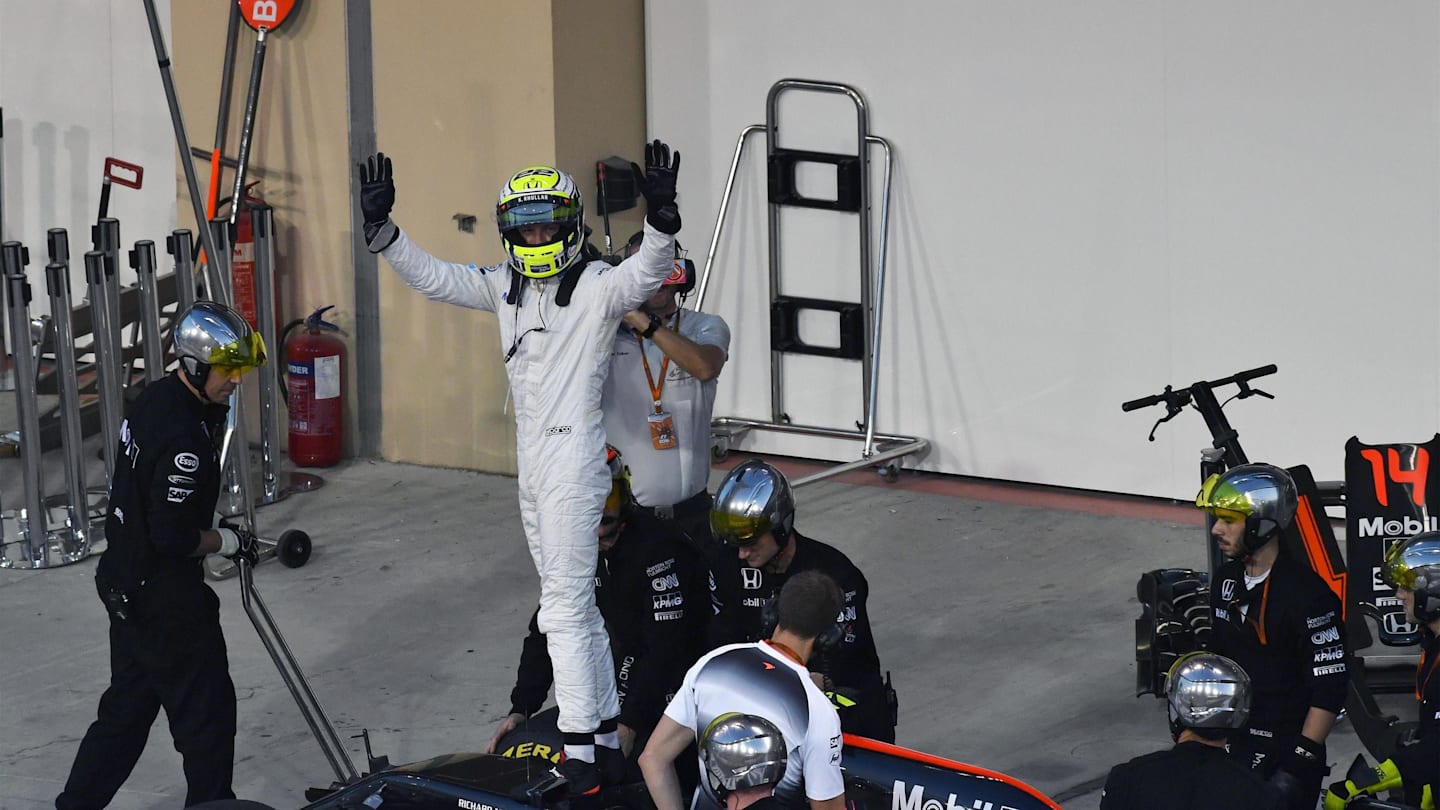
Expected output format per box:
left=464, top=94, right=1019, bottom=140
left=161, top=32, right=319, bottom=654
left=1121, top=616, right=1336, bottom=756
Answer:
left=640, top=313, right=663, bottom=338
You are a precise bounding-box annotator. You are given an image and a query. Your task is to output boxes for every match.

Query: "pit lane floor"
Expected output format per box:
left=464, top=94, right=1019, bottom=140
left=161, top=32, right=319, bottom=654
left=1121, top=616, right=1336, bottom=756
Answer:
left=0, top=448, right=1387, bottom=809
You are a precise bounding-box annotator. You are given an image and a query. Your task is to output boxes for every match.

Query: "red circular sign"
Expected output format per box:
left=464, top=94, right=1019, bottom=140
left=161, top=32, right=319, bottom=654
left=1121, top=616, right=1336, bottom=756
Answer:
left=238, top=0, right=298, bottom=32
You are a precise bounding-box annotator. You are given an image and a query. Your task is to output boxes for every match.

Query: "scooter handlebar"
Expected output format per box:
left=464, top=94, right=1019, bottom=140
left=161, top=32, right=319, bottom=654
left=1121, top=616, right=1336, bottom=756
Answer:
left=1121, top=364, right=1278, bottom=413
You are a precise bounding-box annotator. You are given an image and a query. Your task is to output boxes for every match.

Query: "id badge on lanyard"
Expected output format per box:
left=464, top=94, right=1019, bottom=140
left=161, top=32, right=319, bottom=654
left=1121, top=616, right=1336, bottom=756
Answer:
left=638, top=311, right=681, bottom=451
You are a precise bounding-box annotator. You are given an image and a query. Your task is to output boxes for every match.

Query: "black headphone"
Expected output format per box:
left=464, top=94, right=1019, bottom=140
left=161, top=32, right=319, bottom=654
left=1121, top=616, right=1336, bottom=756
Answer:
left=759, top=594, right=843, bottom=650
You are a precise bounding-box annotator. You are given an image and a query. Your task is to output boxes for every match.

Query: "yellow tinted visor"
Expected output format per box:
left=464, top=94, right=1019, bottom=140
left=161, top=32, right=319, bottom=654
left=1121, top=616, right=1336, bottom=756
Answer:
left=711, top=510, right=771, bottom=547
left=207, top=331, right=267, bottom=375
left=1383, top=541, right=1418, bottom=590
left=1196, top=473, right=1250, bottom=522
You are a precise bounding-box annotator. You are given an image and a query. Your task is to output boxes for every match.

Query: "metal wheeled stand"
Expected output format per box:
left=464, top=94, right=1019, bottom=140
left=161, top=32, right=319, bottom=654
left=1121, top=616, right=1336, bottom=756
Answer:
left=697, top=79, right=927, bottom=486
left=0, top=236, right=107, bottom=568
left=238, top=555, right=360, bottom=789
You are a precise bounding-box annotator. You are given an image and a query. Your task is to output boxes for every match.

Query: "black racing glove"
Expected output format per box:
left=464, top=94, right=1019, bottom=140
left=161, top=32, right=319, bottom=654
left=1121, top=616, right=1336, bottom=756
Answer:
left=630, top=139, right=682, bottom=235
left=357, top=152, right=399, bottom=252
left=1272, top=735, right=1326, bottom=809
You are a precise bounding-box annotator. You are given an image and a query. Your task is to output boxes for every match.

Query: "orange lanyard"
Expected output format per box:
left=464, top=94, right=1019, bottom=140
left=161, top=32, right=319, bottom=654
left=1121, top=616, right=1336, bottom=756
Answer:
left=636, top=309, right=681, bottom=413
left=1419, top=648, right=1438, bottom=701
left=764, top=639, right=806, bottom=668
left=1239, top=576, right=1271, bottom=645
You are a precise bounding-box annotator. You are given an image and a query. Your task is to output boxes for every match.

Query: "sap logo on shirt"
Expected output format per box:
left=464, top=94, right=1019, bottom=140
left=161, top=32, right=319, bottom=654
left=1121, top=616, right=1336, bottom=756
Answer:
left=1310, top=626, right=1340, bottom=645
left=167, top=487, right=194, bottom=503
left=652, top=573, right=680, bottom=591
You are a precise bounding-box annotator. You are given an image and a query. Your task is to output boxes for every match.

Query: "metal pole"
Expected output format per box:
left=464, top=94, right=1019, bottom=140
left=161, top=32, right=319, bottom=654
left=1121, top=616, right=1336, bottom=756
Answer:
left=252, top=206, right=281, bottom=502
left=46, top=230, right=90, bottom=560
left=204, top=221, right=258, bottom=526
left=227, top=28, right=269, bottom=227
left=84, top=250, right=119, bottom=485
left=0, top=109, right=6, bottom=242
left=130, top=240, right=165, bottom=382
left=214, top=4, right=242, bottom=158
left=695, top=125, right=763, bottom=312
left=207, top=218, right=234, bottom=304
left=862, top=136, right=893, bottom=458
left=3, top=244, right=48, bottom=563
left=93, top=219, right=125, bottom=426
left=140, top=0, right=221, bottom=269
left=168, top=229, right=197, bottom=311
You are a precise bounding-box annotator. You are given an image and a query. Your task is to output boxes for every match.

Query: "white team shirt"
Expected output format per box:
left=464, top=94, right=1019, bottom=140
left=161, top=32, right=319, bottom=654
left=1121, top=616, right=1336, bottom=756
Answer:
left=664, top=641, right=844, bottom=808
left=602, top=307, right=730, bottom=507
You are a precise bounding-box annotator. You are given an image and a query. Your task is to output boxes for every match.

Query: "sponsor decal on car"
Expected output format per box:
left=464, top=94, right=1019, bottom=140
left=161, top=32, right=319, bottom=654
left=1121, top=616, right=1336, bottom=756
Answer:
left=892, top=780, right=1020, bottom=810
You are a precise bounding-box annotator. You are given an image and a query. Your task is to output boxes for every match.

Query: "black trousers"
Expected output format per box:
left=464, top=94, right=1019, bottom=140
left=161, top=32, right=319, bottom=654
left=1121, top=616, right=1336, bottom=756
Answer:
left=57, top=582, right=237, bottom=809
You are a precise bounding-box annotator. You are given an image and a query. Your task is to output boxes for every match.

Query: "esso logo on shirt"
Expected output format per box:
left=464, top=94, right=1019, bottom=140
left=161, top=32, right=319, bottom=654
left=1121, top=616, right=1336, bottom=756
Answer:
left=174, top=452, right=200, bottom=473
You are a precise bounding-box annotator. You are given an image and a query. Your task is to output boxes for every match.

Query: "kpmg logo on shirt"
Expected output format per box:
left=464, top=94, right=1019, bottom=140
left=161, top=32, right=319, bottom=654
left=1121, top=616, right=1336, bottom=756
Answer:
left=653, top=593, right=683, bottom=609
left=1313, top=645, right=1344, bottom=663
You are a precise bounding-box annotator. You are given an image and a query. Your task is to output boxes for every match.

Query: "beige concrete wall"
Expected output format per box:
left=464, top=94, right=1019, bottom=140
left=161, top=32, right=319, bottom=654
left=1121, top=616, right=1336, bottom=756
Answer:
left=172, top=1, right=647, bottom=473
left=172, top=1, right=356, bottom=453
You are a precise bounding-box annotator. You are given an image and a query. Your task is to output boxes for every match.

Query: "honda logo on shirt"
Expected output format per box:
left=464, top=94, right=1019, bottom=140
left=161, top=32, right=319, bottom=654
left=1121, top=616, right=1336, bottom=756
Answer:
left=741, top=568, right=763, bottom=590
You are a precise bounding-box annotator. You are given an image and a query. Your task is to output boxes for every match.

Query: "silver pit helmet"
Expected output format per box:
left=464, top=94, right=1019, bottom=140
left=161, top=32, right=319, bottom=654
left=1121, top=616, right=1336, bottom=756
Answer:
left=495, top=166, right=584, bottom=279
left=701, top=713, right=789, bottom=795
left=711, top=460, right=796, bottom=548
left=1382, top=531, right=1440, bottom=623
left=1195, top=463, right=1298, bottom=555
left=1165, top=651, right=1252, bottom=737
left=173, top=301, right=267, bottom=397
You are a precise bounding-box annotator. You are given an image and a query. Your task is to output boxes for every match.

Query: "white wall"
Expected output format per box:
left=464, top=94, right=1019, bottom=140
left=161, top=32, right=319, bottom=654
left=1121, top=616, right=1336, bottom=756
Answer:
left=649, top=1, right=1440, bottom=501
left=0, top=0, right=176, bottom=316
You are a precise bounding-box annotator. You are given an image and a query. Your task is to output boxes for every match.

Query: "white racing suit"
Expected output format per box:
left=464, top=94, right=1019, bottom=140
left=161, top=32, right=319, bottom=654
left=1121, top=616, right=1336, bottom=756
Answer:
left=374, top=222, right=676, bottom=733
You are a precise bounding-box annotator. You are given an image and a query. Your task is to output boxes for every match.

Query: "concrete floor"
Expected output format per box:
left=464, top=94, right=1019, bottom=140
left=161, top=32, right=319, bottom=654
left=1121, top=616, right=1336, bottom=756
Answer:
left=0, top=446, right=1399, bottom=809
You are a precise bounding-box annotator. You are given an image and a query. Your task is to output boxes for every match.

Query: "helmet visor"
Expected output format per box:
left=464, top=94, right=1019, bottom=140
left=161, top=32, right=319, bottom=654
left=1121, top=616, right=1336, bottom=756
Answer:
left=496, top=194, right=580, bottom=230
left=1383, top=540, right=1420, bottom=590
left=1196, top=473, right=1249, bottom=523
left=712, top=510, right=771, bottom=547
left=207, top=331, right=267, bottom=375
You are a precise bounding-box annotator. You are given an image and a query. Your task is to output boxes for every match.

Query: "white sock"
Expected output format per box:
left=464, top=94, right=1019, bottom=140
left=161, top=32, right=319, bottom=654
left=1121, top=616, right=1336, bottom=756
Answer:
left=595, top=730, right=620, bottom=749
left=564, top=743, right=596, bottom=763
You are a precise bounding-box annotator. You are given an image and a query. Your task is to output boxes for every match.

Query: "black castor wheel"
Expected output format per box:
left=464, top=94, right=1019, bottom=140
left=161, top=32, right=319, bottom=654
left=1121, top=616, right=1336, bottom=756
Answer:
left=277, top=529, right=312, bottom=568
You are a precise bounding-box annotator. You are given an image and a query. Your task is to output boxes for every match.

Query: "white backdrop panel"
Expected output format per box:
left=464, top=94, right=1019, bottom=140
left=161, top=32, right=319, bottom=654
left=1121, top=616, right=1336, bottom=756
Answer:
left=649, top=0, right=1440, bottom=501
left=1, top=0, right=177, bottom=317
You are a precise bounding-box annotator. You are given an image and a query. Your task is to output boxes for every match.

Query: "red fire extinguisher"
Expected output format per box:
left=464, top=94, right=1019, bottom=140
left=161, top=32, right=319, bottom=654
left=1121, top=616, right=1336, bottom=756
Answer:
left=227, top=182, right=266, bottom=329
left=282, top=306, right=345, bottom=467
